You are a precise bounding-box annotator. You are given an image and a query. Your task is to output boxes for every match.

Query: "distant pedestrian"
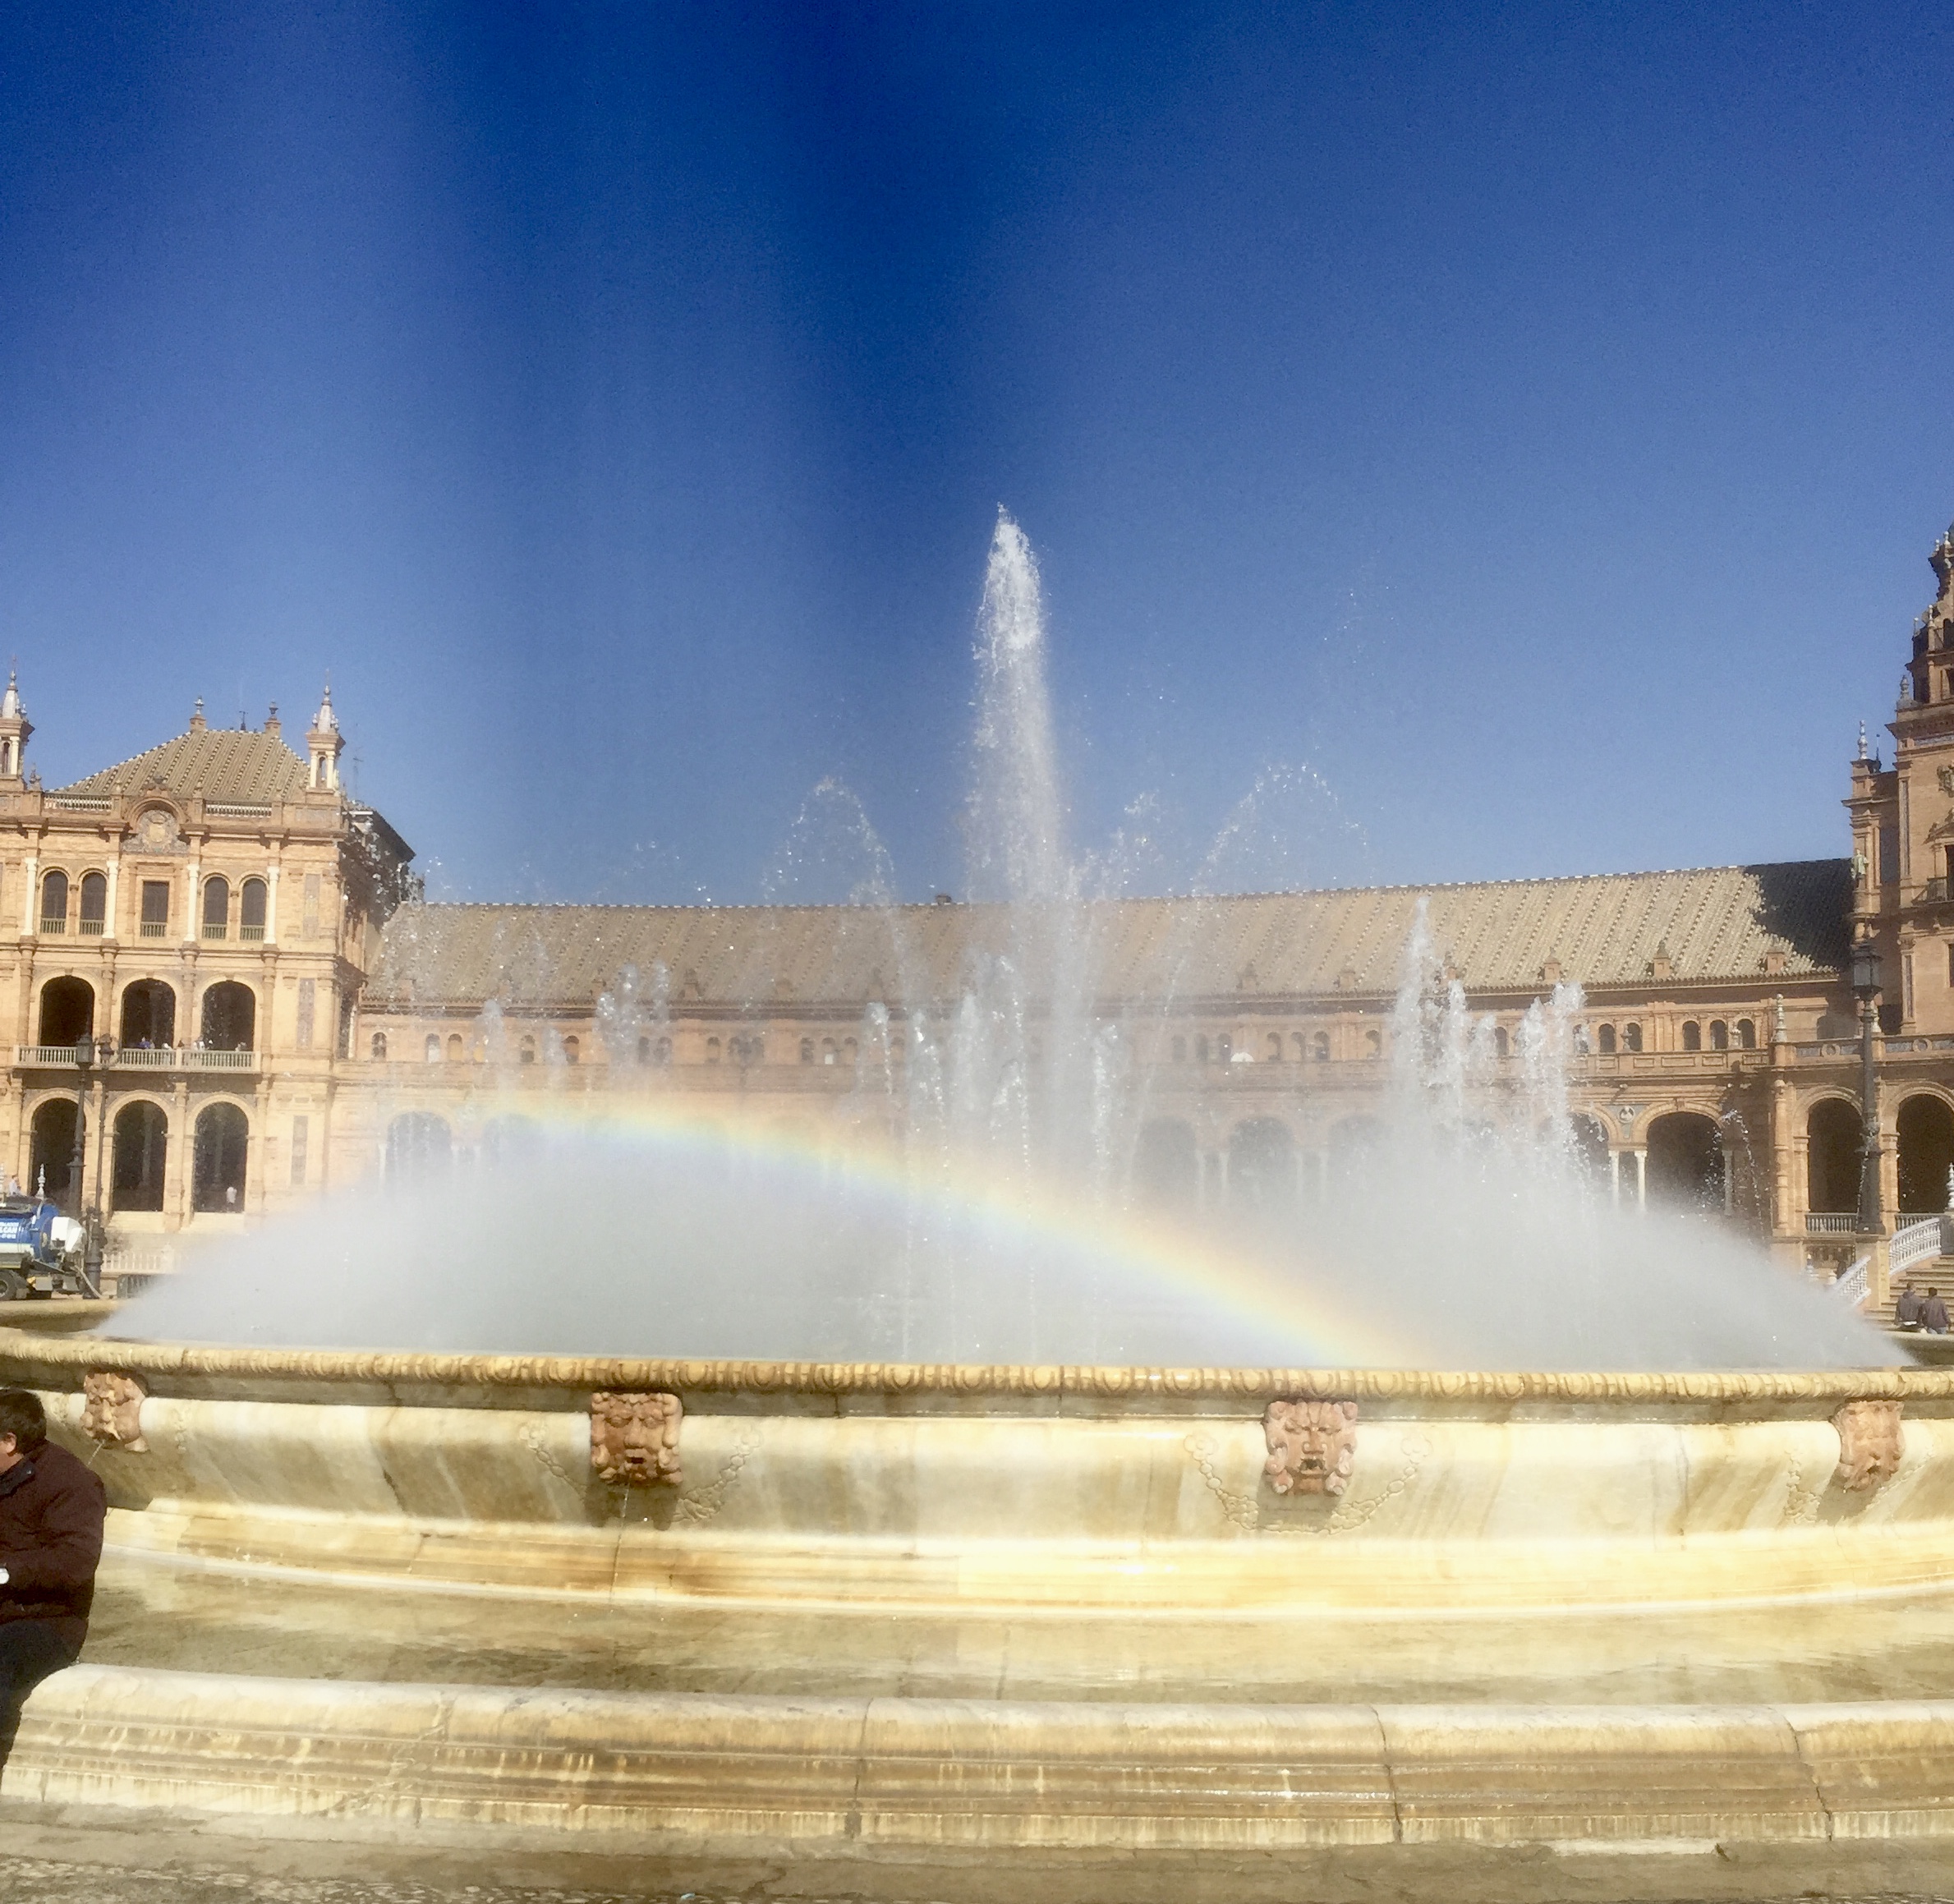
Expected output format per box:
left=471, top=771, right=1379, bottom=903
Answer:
left=1897, top=1283, right=1925, bottom=1330
left=1924, top=1287, right=1951, bottom=1336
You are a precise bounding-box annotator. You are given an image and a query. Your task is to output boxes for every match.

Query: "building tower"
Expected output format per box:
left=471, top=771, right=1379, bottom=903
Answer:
left=0, top=668, right=31, bottom=784
left=306, top=685, right=343, bottom=793
left=1853, top=519, right=1954, bottom=1033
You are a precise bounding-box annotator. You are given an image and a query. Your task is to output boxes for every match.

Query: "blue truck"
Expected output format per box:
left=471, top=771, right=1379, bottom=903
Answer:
left=0, top=1194, right=88, bottom=1299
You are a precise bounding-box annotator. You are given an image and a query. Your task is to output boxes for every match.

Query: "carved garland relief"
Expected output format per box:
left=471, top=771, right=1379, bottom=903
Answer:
left=80, top=1369, right=149, bottom=1451
left=589, top=1389, right=683, bottom=1486
left=1262, top=1397, right=1358, bottom=1497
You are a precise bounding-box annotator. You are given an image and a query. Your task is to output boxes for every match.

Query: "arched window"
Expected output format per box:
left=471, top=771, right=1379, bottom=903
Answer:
left=842, top=1037, right=857, bottom=1065
left=384, top=1111, right=452, bottom=1184
left=370, top=1032, right=389, bottom=1060
left=800, top=1037, right=815, bottom=1065
left=1623, top=1023, right=1643, bottom=1054
left=563, top=1036, right=579, bottom=1065
left=240, top=877, right=268, bottom=941
left=519, top=1035, right=536, bottom=1065
left=37, top=977, right=93, bottom=1046
left=706, top=1037, right=721, bottom=1062
left=199, top=981, right=255, bottom=1051
left=30, top=1099, right=79, bottom=1205
left=192, top=1103, right=250, bottom=1212
left=1574, top=1025, right=1590, bottom=1055
left=1217, top=1033, right=1233, bottom=1063
left=425, top=1034, right=441, bottom=1062
left=201, top=876, right=229, bottom=940
left=1363, top=1029, right=1382, bottom=1057
left=1709, top=1020, right=1729, bottom=1051
left=1195, top=1035, right=1210, bottom=1064
left=654, top=1037, right=672, bottom=1066
left=1681, top=1021, right=1701, bottom=1051
left=78, top=872, right=107, bottom=935
left=446, top=1033, right=463, bottom=1060
left=39, top=869, right=67, bottom=933
left=1267, top=1033, right=1282, bottom=1060
left=1313, top=1032, right=1330, bottom=1061
left=1736, top=1019, right=1756, bottom=1050
left=111, top=1101, right=168, bottom=1212
left=119, top=980, right=175, bottom=1049
left=1598, top=1024, right=1617, bottom=1055
left=637, top=1035, right=652, bottom=1065
left=821, top=1038, right=836, bottom=1065
left=1171, top=1035, right=1187, bottom=1062
left=1494, top=1026, right=1510, bottom=1058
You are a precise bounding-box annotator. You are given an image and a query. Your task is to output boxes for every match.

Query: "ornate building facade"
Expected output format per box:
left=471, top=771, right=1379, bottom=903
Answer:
left=7, top=521, right=1954, bottom=1288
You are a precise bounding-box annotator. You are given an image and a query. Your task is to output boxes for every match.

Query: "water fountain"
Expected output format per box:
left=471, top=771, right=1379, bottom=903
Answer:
left=4, top=515, right=1954, bottom=1870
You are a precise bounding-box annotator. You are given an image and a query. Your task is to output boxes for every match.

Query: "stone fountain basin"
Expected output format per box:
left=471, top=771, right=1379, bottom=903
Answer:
left=7, top=1327, right=1954, bottom=1852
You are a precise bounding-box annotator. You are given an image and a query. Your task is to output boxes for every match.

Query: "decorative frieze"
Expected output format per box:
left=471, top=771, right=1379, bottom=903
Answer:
left=589, top=1390, right=683, bottom=1487
left=80, top=1369, right=148, bottom=1451
left=1832, top=1399, right=1904, bottom=1492
left=1262, top=1398, right=1358, bottom=1497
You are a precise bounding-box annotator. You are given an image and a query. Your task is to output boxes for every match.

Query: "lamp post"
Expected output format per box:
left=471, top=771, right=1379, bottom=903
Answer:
left=67, top=1032, right=94, bottom=1220
left=84, top=1035, right=113, bottom=1299
left=1851, top=941, right=1883, bottom=1234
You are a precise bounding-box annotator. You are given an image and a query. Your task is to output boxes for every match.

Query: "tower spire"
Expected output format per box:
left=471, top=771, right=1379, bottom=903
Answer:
left=0, top=664, right=31, bottom=783
left=306, top=680, right=344, bottom=792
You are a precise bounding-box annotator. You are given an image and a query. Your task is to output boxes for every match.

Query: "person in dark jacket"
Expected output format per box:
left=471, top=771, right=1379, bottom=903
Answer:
left=0, top=1388, right=107, bottom=1709
left=1923, top=1288, right=1952, bottom=1336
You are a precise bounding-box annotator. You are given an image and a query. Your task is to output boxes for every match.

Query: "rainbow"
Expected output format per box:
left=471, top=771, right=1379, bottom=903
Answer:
left=419, top=1092, right=1414, bottom=1368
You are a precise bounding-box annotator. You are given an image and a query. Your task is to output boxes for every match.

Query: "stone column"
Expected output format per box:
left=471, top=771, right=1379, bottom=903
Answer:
left=1609, top=1149, right=1621, bottom=1205
left=103, top=853, right=119, bottom=942
left=1633, top=1147, right=1647, bottom=1208
left=20, top=855, right=35, bottom=936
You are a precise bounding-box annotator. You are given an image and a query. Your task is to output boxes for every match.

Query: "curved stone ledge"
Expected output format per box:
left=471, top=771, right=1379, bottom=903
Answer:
left=7, top=1667, right=1954, bottom=1849
left=2, top=1326, right=1943, bottom=1410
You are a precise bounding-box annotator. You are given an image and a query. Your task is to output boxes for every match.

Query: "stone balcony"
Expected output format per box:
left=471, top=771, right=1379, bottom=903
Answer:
left=14, top=1045, right=259, bottom=1074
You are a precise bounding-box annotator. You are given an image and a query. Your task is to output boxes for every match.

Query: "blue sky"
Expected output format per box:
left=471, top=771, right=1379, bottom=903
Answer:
left=2, top=2, right=1951, bottom=904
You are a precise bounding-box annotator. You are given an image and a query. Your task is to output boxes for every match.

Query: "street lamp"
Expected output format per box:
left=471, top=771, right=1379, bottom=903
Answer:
left=1851, top=942, right=1883, bottom=1234
left=67, top=1032, right=94, bottom=1221
left=63, top=1031, right=110, bottom=1298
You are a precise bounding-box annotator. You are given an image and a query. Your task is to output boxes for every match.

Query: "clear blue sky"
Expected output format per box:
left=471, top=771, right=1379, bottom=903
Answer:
left=2, top=2, right=1951, bottom=904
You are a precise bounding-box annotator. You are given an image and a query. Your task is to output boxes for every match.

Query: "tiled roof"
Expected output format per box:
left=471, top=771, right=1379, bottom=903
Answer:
left=57, top=726, right=313, bottom=803
left=366, top=861, right=1853, bottom=1010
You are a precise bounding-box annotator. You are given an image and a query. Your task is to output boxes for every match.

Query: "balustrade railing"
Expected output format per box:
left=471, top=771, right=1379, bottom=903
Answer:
left=1805, top=1212, right=1860, bottom=1235
left=12, top=1044, right=258, bottom=1074
left=1891, top=1215, right=1950, bottom=1276
left=1833, top=1254, right=1872, bottom=1310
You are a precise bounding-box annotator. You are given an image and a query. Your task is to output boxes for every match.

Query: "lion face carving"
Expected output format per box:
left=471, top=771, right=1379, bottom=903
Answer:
left=589, top=1390, right=683, bottom=1486
left=80, top=1369, right=148, bottom=1451
left=1832, top=1399, right=1903, bottom=1493
left=1262, top=1398, right=1358, bottom=1497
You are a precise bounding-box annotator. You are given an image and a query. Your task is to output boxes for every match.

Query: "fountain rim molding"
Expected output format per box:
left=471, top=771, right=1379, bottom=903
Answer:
left=0, top=1325, right=1940, bottom=1404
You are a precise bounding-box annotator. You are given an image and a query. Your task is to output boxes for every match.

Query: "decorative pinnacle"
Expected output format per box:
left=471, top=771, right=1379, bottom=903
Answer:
left=0, top=665, right=21, bottom=722
left=1858, top=720, right=1869, bottom=761
left=313, top=681, right=338, bottom=734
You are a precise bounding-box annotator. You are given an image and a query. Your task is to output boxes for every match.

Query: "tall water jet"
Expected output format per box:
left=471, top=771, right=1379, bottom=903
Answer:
left=965, top=509, right=1066, bottom=907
